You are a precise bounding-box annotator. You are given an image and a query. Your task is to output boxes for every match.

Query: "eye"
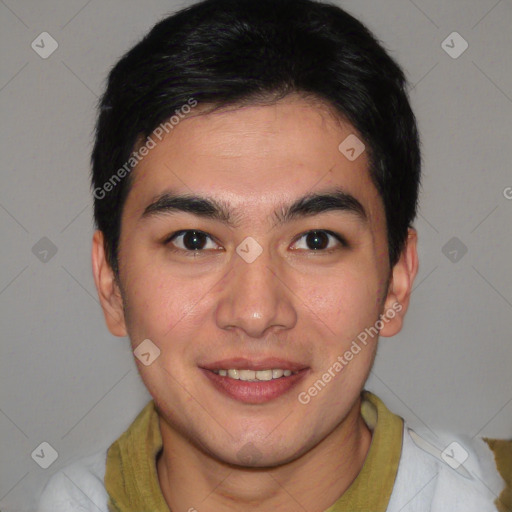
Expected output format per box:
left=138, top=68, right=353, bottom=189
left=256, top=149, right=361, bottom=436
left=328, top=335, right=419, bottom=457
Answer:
left=291, top=230, right=346, bottom=252
left=165, top=230, right=221, bottom=253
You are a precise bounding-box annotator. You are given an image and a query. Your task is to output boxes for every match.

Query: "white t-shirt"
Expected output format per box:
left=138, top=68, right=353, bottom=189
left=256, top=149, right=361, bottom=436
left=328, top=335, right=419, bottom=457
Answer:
left=37, top=425, right=505, bottom=512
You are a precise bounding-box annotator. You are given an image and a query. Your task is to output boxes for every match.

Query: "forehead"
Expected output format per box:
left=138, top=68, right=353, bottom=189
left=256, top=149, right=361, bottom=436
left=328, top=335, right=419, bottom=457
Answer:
left=124, top=95, right=382, bottom=222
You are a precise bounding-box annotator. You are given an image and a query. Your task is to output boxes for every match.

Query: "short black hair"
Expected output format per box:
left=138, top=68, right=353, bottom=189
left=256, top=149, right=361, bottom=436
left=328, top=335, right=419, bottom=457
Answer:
left=91, top=0, right=421, bottom=276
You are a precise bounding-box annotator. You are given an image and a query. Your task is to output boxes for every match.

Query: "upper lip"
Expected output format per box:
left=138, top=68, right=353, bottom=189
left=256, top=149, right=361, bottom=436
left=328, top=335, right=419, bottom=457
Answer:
left=201, top=358, right=308, bottom=372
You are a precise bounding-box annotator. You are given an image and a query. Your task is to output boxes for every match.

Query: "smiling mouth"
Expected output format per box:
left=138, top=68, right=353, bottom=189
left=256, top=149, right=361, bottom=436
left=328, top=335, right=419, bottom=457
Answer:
left=200, top=357, right=309, bottom=403
left=202, top=366, right=309, bottom=404
left=210, top=368, right=299, bottom=381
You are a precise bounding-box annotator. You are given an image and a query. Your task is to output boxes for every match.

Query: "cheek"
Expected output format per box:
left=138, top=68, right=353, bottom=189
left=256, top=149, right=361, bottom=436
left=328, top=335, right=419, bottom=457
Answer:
left=302, top=266, right=382, bottom=343
left=121, top=257, right=207, bottom=348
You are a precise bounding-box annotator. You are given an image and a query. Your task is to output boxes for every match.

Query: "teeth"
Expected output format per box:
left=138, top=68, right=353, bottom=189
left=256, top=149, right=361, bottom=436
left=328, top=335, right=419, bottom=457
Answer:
left=228, top=369, right=239, bottom=379
left=239, top=369, right=256, bottom=380
left=255, top=370, right=273, bottom=381
left=213, top=368, right=299, bottom=381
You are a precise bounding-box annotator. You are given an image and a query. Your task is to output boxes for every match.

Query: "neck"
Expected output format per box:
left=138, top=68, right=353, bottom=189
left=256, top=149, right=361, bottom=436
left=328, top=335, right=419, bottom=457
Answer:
left=157, top=396, right=372, bottom=512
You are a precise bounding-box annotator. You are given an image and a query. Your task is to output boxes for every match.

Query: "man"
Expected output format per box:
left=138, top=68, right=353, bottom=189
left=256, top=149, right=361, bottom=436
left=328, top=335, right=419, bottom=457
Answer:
left=38, top=0, right=509, bottom=510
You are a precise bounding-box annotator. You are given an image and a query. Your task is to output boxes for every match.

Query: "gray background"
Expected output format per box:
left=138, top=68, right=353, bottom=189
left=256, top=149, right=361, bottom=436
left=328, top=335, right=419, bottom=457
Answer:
left=1, top=0, right=511, bottom=510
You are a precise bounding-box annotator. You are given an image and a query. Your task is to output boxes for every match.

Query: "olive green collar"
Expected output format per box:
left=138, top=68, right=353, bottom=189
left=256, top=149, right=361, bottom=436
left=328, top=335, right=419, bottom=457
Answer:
left=105, top=390, right=403, bottom=511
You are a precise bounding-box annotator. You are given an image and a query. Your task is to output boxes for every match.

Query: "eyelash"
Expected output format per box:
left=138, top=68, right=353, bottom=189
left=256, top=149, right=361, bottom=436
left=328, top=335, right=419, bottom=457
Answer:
left=163, top=229, right=348, bottom=256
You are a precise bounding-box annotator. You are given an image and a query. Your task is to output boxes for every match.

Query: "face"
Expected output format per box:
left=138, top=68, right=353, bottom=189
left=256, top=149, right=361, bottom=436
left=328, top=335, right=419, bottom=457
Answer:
left=93, top=94, right=416, bottom=467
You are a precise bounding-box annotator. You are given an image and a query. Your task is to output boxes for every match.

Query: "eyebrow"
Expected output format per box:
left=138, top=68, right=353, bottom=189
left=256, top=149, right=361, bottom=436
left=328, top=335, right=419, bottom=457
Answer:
left=140, top=186, right=367, bottom=227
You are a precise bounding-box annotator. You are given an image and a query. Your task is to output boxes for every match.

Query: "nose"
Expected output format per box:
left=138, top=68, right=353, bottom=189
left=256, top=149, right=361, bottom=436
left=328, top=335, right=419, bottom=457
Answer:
left=215, top=246, right=297, bottom=338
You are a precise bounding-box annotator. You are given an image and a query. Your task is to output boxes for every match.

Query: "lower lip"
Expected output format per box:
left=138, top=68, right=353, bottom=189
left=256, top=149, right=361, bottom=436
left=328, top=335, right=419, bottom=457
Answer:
left=201, top=369, right=309, bottom=404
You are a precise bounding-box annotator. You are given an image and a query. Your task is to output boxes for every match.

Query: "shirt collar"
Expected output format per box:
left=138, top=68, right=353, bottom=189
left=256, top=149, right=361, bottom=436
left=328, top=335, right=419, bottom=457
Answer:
left=105, top=390, right=403, bottom=511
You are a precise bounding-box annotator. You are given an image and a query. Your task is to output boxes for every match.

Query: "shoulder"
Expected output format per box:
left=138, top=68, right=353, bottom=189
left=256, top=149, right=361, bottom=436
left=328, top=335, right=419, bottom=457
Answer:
left=37, top=450, right=109, bottom=512
left=387, top=424, right=507, bottom=512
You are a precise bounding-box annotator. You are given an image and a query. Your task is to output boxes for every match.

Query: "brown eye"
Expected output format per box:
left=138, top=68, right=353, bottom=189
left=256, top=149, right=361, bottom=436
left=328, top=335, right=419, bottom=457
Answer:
left=166, top=230, right=220, bottom=252
left=291, top=230, right=346, bottom=251
left=181, top=230, right=207, bottom=250
left=305, top=231, right=329, bottom=250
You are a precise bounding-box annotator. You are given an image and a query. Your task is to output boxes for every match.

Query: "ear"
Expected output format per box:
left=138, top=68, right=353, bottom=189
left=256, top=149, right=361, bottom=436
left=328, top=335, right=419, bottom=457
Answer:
left=379, top=228, right=419, bottom=337
left=91, top=230, right=127, bottom=337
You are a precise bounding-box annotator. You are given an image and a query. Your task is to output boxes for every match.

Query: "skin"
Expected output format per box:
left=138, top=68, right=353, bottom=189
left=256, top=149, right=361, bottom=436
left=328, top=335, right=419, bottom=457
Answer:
left=92, top=94, right=418, bottom=512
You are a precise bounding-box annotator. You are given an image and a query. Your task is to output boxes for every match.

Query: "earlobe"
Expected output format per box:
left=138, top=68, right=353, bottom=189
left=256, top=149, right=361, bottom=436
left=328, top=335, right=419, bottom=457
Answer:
left=379, top=228, right=419, bottom=338
left=91, top=230, right=128, bottom=337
